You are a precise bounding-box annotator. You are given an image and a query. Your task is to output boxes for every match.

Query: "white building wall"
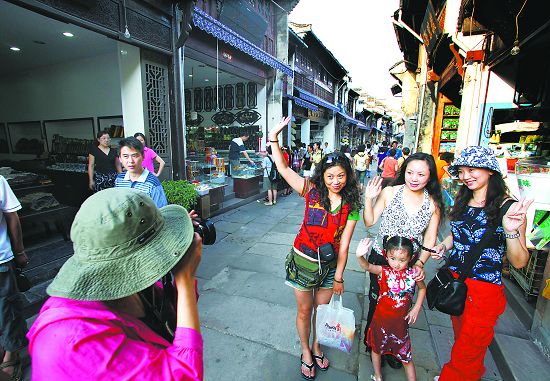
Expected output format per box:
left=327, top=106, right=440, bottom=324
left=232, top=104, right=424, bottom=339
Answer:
left=118, top=42, right=145, bottom=137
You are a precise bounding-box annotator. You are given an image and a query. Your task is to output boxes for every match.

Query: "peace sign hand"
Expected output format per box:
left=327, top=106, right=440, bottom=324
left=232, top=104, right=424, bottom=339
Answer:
left=503, top=197, right=534, bottom=233
left=268, top=116, right=291, bottom=141
left=364, top=176, right=383, bottom=200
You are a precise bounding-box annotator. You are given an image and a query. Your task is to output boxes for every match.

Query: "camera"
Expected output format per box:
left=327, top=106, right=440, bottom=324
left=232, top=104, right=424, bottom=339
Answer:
left=194, top=218, right=216, bottom=245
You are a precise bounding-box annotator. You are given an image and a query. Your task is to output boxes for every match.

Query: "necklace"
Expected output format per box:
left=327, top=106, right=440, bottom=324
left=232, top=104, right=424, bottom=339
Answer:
left=471, top=198, right=486, bottom=207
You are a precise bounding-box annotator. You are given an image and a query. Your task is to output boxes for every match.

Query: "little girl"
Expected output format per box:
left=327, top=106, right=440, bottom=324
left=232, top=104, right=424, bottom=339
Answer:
left=356, top=236, right=426, bottom=381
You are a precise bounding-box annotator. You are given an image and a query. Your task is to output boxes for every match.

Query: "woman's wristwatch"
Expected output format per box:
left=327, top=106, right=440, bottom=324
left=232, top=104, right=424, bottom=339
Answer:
left=504, top=230, right=520, bottom=239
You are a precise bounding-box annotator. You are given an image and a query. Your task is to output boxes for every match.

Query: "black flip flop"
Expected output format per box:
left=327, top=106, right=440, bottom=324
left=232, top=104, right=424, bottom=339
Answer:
left=312, top=353, right=330, bottom=371
left=300, top=354, right=315, bottom=380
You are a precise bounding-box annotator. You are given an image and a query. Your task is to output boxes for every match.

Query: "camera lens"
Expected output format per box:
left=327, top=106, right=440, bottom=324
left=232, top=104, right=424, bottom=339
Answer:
left=194, top=218, right=216, bottom=245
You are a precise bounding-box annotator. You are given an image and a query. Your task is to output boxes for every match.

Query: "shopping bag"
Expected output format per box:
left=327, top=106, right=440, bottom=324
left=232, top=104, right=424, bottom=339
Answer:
left=315, top=295, right=355, bottom=353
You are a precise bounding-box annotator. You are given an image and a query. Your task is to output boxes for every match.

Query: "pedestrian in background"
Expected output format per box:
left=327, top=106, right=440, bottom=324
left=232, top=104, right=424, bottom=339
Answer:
left=356, top=236, right=426, bottom=381
left=27, top=188, right=204, bottom=381
left=301, top=144, right=314, bottom=180
left=379, top=148, right=398, bottom=188
left=310, top=142, right=323, bottom=176
left=391, top=141, right=402, bottom=159
left=363, top=153, right=442, bottom=369
left=261, top=146, right=278, bottom=205
left=431, top=146, right=533, bottom=381
left=268, top=117, right=361, bottom=380
left=87, top=130, right=122, bottom=192
left=115, top=137, right=168, bottom=208
left=281, top=146, right=293, bottom=196
left=323, top=142, right=330, bottom=155
left=133, top=133, right=165, bottom=177
left=0, top=176, right=28, bottom=381
left=353, top=144, right=369, bottom=193
left=376, top=141, right=388, bottom=175
left=398, top=147, right=411, bottom=170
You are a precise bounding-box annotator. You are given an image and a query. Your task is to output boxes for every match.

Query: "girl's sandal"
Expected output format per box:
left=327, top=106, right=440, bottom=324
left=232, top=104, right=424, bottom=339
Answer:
left=300, top=355, right=315, bottom=380
left=312, top=353, right=330, bottom=371
left=370, top=375, right=383, bottom=381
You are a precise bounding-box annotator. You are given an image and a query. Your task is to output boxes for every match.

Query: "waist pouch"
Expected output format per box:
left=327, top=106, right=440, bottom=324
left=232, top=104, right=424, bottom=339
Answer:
left=285, top=249, right=336, bottom=289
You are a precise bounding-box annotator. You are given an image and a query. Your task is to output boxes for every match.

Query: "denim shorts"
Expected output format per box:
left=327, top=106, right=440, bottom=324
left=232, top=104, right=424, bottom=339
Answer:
left=285, top=266, right=336, bottom=291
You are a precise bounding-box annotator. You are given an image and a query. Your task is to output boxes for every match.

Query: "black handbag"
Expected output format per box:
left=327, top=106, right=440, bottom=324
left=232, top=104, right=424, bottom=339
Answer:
left=426, top=200, right=514, bottom=316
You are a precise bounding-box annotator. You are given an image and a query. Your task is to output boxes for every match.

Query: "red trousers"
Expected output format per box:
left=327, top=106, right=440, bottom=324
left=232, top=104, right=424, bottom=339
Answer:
left=439, top=277, right=506, bottom=381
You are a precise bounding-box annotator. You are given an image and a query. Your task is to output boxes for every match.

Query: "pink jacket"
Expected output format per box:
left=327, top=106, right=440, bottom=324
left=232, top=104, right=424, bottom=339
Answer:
left=27, top=297, right=203, bottom=381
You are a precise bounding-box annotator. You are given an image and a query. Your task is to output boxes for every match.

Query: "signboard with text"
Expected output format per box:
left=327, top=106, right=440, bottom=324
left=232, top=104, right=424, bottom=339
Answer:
left=420, top=0, right=442, bottom=54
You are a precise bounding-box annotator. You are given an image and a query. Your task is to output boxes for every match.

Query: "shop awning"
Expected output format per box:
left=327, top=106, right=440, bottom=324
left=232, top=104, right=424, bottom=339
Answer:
left=357, top=121, right=369, bottom=130
left=295, top=87, right=339, bottom=112
left=337, top=111, right=359, bottom=125
left=192, top=7, right=293, bottom=77
left=285, top=94, right=318, bottom=111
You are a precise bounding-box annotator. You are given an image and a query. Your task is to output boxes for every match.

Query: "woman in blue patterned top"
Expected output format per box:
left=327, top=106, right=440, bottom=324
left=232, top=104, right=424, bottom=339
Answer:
left=430, top=146, right=533, bottom=381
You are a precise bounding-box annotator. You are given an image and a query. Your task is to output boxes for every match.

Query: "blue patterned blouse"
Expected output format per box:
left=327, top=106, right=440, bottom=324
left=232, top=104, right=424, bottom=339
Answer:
left=448, top=206, right=506, bottom=285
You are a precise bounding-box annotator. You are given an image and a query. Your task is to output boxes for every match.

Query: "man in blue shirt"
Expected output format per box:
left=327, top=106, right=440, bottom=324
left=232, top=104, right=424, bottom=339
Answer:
left=115, top=137, right=168, bottom=208
left=391, top=141, right=402, bottom=159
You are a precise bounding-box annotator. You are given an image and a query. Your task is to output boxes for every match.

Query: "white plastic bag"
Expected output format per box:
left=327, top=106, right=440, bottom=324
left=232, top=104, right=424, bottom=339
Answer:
left=316, top=295, right=355, bottom=353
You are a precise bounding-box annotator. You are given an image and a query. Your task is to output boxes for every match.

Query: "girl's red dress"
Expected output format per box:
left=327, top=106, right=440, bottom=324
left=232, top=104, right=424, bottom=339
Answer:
left=366, top=266, right=416, bottom=363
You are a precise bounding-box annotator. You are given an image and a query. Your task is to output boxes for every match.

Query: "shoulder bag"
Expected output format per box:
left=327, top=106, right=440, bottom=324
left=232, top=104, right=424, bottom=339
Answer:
left=426, top=199, right=514, bottom=316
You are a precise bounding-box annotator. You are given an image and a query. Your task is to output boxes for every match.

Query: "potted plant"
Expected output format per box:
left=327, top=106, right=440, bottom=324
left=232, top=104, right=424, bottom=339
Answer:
left=161, top=180, right=199, bottom=211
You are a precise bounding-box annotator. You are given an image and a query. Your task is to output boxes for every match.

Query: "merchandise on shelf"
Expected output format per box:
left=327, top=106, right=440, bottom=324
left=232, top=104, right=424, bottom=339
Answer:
left=515, top=158, right=550, bottom=204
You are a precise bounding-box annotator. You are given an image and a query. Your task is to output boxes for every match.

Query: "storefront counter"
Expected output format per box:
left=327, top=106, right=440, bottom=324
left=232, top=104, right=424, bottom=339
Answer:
left=233, top=175, right=261, bottom=199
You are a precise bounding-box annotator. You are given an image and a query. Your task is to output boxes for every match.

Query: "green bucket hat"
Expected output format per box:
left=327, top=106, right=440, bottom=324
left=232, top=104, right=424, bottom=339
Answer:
left=47, top=188, right=194, bottom=301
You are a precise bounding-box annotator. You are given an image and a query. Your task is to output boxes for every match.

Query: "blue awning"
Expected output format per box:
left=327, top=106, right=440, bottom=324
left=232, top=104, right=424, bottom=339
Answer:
left=285, top=94, right=318, bottom=111
left=337, top=111, right=359, bottom=125
left=295, top=87, right=339, bottom=112
left=357, top=121, right=369, bottom=130
left=192, top=8, right=293, bottom=78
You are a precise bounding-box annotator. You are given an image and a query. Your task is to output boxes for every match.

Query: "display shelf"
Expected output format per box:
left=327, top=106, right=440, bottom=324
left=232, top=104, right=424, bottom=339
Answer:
left=440, top=139, right=457, bottom=143
left=442, top=115, right=460, bottom=118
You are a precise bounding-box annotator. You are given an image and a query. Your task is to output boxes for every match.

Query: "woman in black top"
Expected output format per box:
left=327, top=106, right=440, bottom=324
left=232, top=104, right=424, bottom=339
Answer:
left=87, top=130, right=121, bottom=192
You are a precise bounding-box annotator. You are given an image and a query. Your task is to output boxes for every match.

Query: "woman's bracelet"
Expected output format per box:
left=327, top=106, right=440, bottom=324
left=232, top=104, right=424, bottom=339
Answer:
left=333, top=278, right=344, bottom=284
left=15, top=251, right=26, bottom=256
left=504, top=230, right=520, bottom=239
left=415, top=259, right=425, bottom=268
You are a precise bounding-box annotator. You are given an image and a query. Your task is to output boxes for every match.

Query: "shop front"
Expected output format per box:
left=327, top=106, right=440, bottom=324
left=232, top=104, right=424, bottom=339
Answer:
left=181, top=5, right=292, bottom=212
left=0, top=0, right=178, bottom=285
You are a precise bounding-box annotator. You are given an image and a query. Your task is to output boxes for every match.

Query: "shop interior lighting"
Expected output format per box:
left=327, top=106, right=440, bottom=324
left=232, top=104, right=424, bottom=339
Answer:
left=204, top=78, right=209, bottom=82
left=10, top=47, right=20, bottom=51
left=122, top=0, right=131, bottom=39
left=62, top=32, right=74, bottom=37
left=511, top=0, right=529, bottom=56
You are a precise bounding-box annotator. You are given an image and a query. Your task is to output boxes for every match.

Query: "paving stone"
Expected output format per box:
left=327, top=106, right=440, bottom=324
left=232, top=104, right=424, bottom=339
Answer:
left=492, top=333, right=550, bottom=381
left=198, top=291, right=299, bottom=353
left=270, top=222, right=302, bottom=234
left=231, top=251, right=286, bottom=278
left=259, top=231, right=297, bottom=245
left=219, top=211, right=259, bottom=224
left=429, top=325, right=501, bottom=380
left=410, top=328, right=439, bottom=371
left=424, top=309, right=453, bottom=328
left=413, top=308, right=429, bottom=331
left=245, top=242, right=290, bottom=259
left=213, top=220, right=243, bottom=234
left=494, top=303, right=530, bottom=339
left=235, top=271, right=297, bottom=309
left=196, top=251, right=246, bottom=280
left=343, top=268, right=368, bottom=294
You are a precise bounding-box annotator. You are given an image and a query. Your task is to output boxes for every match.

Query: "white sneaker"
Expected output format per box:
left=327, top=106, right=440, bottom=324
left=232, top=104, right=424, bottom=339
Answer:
left=434, top=376, right=440, bottom=381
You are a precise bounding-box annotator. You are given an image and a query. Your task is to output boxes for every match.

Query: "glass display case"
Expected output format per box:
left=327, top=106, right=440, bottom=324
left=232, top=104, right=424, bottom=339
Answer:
left=231, top=163, right=263, bottom=179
